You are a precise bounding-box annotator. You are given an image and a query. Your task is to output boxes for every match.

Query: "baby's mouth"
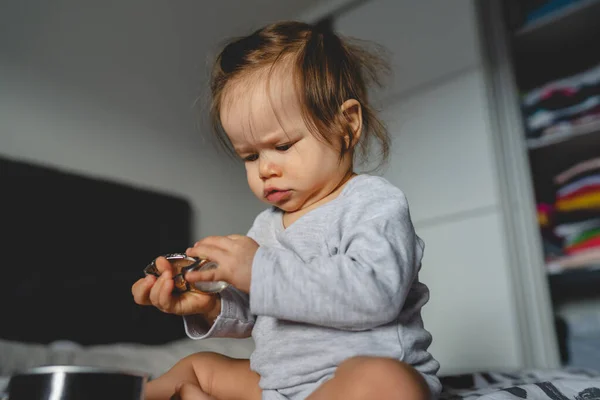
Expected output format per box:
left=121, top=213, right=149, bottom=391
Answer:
left=265, top=189, right=291, bottom=202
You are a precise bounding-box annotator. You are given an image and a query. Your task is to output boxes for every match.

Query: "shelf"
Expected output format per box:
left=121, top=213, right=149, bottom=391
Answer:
left=515, top=0, right=600, bottom=37
left=547, top=262, right=600, bottom=275
left=526, top=120, right=600, bottom=149
left=548, top=263, right=600, bottom=303
left=528, top=125, right=600, bottom=175
left=510, top=0, right=600, bottom=91
left=527, top=127, right=600, bottom=179
left=526, top=125, right=600, bottom=201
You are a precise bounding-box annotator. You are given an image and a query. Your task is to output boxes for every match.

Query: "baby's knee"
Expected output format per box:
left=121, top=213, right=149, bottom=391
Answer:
left=182, top=352, right=226, bottom=392
left=336, top=356, right=430, bottom=400
left=183, top=351, right=225, bottom=366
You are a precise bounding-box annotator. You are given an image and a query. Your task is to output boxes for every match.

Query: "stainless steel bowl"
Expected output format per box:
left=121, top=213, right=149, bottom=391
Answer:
left=4, top=365, right=148, bottom=400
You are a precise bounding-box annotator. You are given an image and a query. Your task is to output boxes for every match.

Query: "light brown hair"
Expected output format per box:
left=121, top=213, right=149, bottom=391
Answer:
left=209, top=20, right=390, bottom=167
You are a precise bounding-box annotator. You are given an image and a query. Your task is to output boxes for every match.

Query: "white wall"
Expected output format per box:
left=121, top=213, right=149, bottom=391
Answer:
left=336, top=0, right=523, bottom=375
left=0, top=0, right=321, bottom=239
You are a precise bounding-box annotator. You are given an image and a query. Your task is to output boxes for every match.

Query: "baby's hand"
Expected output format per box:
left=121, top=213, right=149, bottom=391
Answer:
left=131, top=257, right=220, bottom=320
left=185, top=235, right=258, bottom=294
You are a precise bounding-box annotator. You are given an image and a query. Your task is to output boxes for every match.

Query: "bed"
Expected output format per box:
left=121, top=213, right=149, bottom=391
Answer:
left=2, top=156, right=599, bottom=399
left=439, top=369, right=600, bottom=399
left=2, top=338, right=600, bottom=400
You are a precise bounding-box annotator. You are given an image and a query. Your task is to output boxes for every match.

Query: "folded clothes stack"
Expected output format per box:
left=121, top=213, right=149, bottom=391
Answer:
left=521, top=0, right=585, bottom=26
left=522, top=63, right=600, bottom=142
left=544, top=157, right=600, bottom=271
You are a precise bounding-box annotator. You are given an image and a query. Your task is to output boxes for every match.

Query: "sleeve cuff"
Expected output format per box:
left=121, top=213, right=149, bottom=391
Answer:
left=184, top=287, right=254, bottom=339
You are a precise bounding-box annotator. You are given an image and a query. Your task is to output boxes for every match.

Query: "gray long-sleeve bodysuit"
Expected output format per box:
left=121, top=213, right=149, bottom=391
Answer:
left=184, top=174, right=441, bottom=399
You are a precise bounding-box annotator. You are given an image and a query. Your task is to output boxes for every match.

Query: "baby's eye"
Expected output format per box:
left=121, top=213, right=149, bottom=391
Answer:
left=243, top=154, right=258, bottom=162
left=275, top=143, right=293, bottom=151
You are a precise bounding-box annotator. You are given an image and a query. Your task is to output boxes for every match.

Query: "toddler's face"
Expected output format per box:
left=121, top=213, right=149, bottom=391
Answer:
left=220, top=67, right=352, bottom=214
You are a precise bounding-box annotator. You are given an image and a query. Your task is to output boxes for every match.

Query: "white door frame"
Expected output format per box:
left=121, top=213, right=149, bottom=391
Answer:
left=474, top=0, right=560, bottom=368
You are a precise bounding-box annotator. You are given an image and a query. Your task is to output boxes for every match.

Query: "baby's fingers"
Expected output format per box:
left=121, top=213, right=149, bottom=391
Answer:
left=131, top=275, right=155, bottom=306
left=155, top=256, right=174, bottom=274
left=157, top=272, right=176, bottom=311
left=184, top=268, right=222, bottom=285
left=149, top=269, right=174, bottom=311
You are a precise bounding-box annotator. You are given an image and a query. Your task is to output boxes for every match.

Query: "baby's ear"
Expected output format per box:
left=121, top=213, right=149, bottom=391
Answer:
left=340, top=99, right=362, bottom=149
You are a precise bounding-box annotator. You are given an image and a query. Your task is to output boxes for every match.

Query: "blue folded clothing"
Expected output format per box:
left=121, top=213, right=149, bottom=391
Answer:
left=525, top=0, right=581, bottom=24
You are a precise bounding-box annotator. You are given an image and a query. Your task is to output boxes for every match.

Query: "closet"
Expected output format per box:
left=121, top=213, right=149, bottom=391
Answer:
left=500, top=0, right=600, bottom=370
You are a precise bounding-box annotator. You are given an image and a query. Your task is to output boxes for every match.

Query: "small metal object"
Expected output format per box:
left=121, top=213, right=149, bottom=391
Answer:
left=144, top=253, right=229, bottom=294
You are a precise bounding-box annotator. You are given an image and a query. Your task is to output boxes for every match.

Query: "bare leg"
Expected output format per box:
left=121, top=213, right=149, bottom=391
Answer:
left=145, top=352, right=261, bottom=400
left=307, top=356, right=430, bottom=400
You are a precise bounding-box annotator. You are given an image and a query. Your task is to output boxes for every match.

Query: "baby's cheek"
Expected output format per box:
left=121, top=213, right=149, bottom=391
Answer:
left=246, top=172, right=264, bottom=199
left=245, top=165, right=257, bottom=183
